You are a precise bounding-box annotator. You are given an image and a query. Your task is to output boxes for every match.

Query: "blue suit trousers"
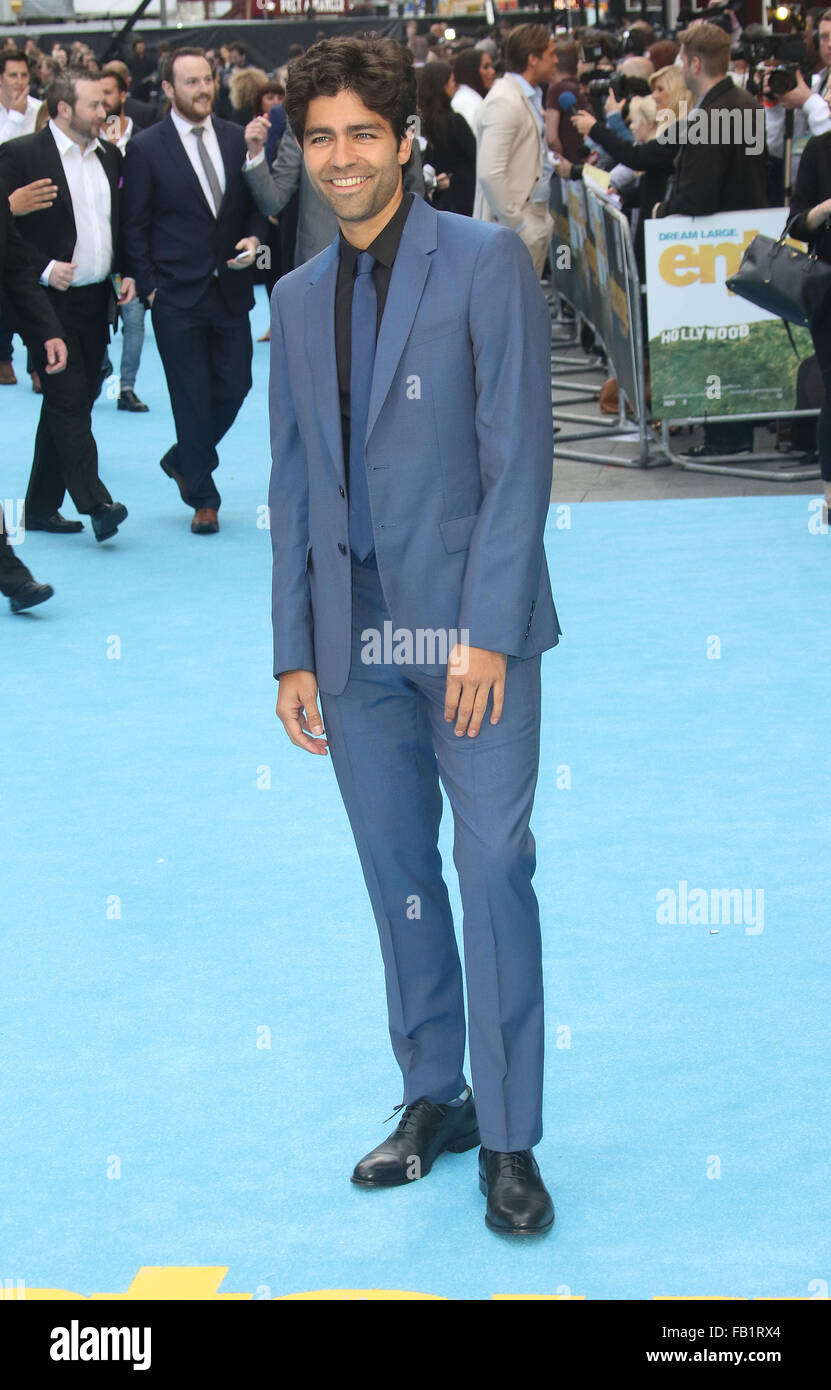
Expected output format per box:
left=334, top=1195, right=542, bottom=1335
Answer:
left=319, top=557, right=545, bottom=1152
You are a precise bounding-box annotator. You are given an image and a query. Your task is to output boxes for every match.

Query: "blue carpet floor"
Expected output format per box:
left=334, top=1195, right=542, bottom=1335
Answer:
left=1, top=294, right=829, bottom=1300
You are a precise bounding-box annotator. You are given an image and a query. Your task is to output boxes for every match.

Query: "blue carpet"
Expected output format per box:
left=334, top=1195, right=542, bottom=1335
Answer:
left=1, top=292, right=829, bottom=1300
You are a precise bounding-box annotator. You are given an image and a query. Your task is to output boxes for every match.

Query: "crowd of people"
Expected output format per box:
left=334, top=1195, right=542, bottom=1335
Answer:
left=2, top=8, right=831, bottom=615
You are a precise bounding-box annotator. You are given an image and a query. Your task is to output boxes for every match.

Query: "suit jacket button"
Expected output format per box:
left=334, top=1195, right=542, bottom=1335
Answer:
left=339, top=486, right=345, bottom=497
left=338, top=542, right=347, bottom=555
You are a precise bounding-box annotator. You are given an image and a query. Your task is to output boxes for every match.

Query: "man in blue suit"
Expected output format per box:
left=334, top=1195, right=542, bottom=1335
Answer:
left=269, top=37, right=561, bottom=1234
left=122, top=48, right=267, bottom=535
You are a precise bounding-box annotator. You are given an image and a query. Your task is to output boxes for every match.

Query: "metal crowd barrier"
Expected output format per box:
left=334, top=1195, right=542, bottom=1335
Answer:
left=546, top=177, right=821, bottom=480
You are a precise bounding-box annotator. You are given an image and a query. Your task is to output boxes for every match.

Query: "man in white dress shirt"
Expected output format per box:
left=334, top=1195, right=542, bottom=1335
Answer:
left=0, top=50, right=41, bottom=145
left=0, top=69, right=134, bottom=540
left=0, top=49, right=44, bottom=384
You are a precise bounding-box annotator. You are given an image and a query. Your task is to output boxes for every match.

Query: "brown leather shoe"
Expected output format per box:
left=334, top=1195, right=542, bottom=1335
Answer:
left=191, top=507, right=219, bottom=534
left=30, top=370, right=41, bottom=394
left=0, top=361, right=17, bottom=385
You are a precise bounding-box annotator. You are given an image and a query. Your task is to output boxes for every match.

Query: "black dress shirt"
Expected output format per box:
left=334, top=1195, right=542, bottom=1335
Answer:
left=335, top=190, right=415, bottom=482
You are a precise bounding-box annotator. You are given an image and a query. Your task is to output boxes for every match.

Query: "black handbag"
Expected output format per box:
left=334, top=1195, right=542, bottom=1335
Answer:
left=725, top=217, right=831, bottom=330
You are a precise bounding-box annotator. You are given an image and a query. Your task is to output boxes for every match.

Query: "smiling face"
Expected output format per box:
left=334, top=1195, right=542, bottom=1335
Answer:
left=479, top=53, right=496, bottom=90
left=99, top=74, right=124, bottom=116
left=59, top=78, right=106, bottom=143
left=301, top=86, right=412, bottom=232
left=163, top=54, right=214, bottom=124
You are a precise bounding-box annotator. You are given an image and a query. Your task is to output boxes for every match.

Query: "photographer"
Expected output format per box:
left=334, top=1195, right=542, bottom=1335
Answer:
left=788, top=128, right=831, bottom=523
left=655, top=22, right=767, bottom=457
left=762, top=9, right=831, bottom=193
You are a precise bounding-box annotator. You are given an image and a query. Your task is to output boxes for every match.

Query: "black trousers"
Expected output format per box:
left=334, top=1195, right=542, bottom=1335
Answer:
left=809, top=302, right=831, bottom=483
left=25, top=281, right=113, bottom=518
left=0, top=502, right=33, bottom=597
left=151, top=280, right=253, bottom=512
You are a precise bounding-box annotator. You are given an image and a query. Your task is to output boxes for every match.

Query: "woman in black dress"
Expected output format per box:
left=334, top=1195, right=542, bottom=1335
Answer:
left=789, top=129, right=831, bottom=525
left=417, top=61, right=477, bottom=218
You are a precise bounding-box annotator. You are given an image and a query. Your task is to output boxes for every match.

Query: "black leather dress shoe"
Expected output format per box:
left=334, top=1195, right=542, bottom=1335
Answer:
left=160, top=451, right=191, bottom=506
left=478, top=1147, right=555, bottom=1234
left=24, top=512, right=83, bottom=534
left=686, top=444, right=752, bottom=459
left=10, top=580, right=54, bottom=613
left=118, top=388, right=149, bottom=412
left=351, top=1091, right=480, bottom=1187
left=90, top=502, right=128, bottom=542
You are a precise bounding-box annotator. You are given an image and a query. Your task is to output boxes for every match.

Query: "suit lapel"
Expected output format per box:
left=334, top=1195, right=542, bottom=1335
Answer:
left=42, top=125, right=74, bottom=231
left=160, top=115, right=215, bottom=218
left=365, top=208, right=433, bottom=444
left=304, top=239, right=344, bottom=486
left=302, top=197, right=438, bottom=481
left=214, top=119, right=237, bottom=218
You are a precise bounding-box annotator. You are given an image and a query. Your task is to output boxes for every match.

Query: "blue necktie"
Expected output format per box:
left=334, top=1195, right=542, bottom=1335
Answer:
left=348, top=250, right=376, bottom=563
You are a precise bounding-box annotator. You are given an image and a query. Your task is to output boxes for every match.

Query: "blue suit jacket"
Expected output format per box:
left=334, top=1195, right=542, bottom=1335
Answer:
left=121, top=114, right=266, bottom=311
left=268, top=194, right=561, bottom=696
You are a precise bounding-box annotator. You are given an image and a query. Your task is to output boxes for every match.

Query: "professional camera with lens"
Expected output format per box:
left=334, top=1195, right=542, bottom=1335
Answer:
left=766, top=62, right=801, bottom=97
left=744, top=33, right=807, bottom=99
left=583, top=71, right=652, bottom=124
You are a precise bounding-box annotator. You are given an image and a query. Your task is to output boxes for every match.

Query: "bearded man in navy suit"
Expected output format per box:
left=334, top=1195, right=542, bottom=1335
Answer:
left=269, top=36, right=561, bottom=1235
left=122, top=48, right=267, bottom=536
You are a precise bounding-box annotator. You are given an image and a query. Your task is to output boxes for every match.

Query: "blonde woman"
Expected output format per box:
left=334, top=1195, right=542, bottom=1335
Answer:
left=228, top=66, right=268, bottom=127
left=649, top=63, right=693, bottom=132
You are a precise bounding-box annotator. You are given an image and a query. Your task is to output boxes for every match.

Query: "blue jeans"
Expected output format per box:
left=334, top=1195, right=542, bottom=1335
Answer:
left=119, top=296, right=146, bottom=390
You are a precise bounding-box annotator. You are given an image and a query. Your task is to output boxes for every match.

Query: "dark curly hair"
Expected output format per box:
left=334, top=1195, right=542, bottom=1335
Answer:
left=284, top=34, right=417, bottom=145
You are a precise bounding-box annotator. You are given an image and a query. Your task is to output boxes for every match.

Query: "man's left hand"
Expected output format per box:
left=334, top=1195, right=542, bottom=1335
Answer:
left=228, top=236, right=259, bottom=269
left=445, top=645, right=507, bottom=737
left=117, top=277, right=136, bottom=305
left=780, top=75, right=811, bottom=109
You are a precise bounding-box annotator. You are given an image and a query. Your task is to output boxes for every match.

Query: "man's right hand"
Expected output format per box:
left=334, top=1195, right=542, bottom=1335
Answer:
left=244, top=115, right=270, bottom=158
left=9, top=179, right=58, bottom=216
left=276, top=670, right=328, bottom=754
left=48, top=261, right=76, bottom=291
left=43, top=338, right=68, bottom=374
left=806, top=196, right=831, bottom=230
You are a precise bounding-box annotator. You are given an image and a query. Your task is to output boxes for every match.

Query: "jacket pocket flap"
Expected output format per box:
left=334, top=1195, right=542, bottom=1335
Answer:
left=439, top=512, right=478, bottom=552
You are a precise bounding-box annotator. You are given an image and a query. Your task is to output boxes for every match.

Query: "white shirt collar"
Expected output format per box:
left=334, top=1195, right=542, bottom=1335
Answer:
left=48, top=118, right=102, bottom=158
left=170, top=105, right=214, bottom=139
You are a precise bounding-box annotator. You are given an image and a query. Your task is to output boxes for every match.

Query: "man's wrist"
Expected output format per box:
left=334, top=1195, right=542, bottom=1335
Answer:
left=244, top=149, right=265, bottom=169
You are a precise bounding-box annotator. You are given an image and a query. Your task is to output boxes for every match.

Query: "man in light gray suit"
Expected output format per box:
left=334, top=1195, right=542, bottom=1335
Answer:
left=244, top=107, right=425, bottom=267
left=269, top=36, right=560, bottom=1235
